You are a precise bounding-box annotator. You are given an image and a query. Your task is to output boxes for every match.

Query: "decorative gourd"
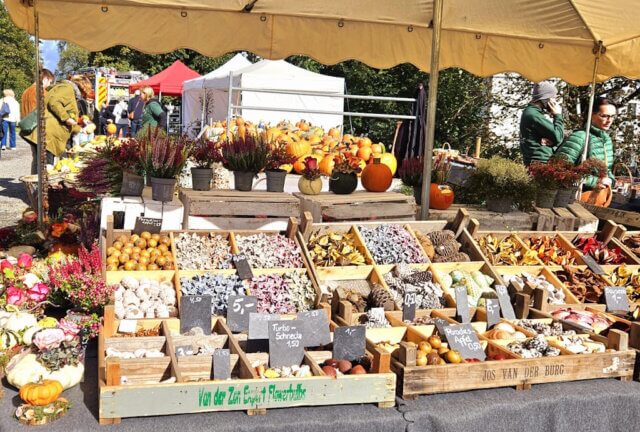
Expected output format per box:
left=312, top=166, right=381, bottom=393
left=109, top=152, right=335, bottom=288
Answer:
left=7, top=354, right=84, bottom=390
left=319, top=155, right=336, bottom=176
left=5, top=311, right=38, bottom=333
left=0, top=329, right=19, bottom=349
left=286, top=140, right=311, bottom=159
left=429, top=183, right=455, bottom=210
left=19, top=380, right=63, bottom=406
left=298, top=177, right=323, bottom=195
left=361, top=159, right=393, bottom=192
left=105, top=123, right=117, bottom=135
left=379, top=153, right=398, bottom=175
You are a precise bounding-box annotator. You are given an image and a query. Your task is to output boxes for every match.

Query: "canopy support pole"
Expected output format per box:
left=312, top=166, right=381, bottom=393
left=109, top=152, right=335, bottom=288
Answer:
left=578, top=41, right=604, bottom=196
left=226, top=71, right=233, bottom=141
left=34, top=4, right=46, bottom=227
left=419, top=0, right=444, bottom=220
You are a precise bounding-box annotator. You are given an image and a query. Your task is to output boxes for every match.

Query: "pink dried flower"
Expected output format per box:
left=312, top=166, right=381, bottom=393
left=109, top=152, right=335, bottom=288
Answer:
left=58, top=318, right=81, bottom=341
left=27, top=282, right=49, bottom=303
left=6, top=286, right=26, bottom=305
left=33, top=328, right=65, bottom=350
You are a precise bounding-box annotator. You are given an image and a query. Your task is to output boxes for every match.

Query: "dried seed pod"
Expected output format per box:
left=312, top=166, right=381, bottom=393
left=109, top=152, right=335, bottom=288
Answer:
left=358, top=224, right=426, bottom=265
left=369, top=283, right=395, bottom=311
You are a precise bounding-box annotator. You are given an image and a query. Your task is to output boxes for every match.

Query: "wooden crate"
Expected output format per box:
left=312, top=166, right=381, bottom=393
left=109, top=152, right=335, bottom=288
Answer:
left=563, top=231, right=640, bottom=266
left=180, top=189, right=300, bottom=230
left=469, top=231, right=545, bottom=267
left=578, top=202, right=640, bottom=230
left=424, top=204, right=537, bottom=231
left=295, top=191, right=416, bottom=223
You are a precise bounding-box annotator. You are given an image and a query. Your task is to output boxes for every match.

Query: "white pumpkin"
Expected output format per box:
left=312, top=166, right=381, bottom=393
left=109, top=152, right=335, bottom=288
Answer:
left=21, top=326, right=40, bottom=345
left=6, top=353, right=84, bottom=390
left=5, top=311, right=37, bottom=333
left=0, top=330, right=19, bottom=349
left=0, top=310, right=12, bottom=327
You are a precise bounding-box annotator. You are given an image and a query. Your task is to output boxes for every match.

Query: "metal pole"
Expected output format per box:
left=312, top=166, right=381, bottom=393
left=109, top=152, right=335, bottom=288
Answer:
left=34, top=5, right=45, bottom=227
left=419, top=0, right=444, bottom=220
left=230, top=105, right=418, bottom=120
left=229, top=87, right=416, bottom=102
left=226, top=71, right=233, bottom=141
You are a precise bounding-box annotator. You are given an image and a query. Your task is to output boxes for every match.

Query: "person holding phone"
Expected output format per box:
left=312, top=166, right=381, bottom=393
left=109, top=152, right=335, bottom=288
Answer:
left=519, top=81, right=565, bottom=165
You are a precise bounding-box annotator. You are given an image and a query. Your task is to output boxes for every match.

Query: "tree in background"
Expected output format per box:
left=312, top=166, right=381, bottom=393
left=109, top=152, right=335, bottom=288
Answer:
left=56, top=42, right=89, bottom=77
left=0, top=2, right=36, bottom=99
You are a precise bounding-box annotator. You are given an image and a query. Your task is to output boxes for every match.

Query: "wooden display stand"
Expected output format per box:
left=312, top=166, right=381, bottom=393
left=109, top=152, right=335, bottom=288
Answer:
left=295, top=191, right=416, bottom=223
left=180, top=189, right=300, bottom=231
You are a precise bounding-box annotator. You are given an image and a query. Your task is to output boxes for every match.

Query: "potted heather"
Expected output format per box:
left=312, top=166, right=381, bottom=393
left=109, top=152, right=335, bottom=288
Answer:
left=219, top=135, right=269, bottom=191
left=551, top=156, right=593, bottom=207
left=400, top=157, right=423, bottom=205
left=265, top=143, right=296, bottom=192
left=189, top=138, right=218, bottom=191
left=298, top=156, right=323, bottom=195
left=329, top=153, right=362, bottom=194
left=528, top=159, right=561, bottom=208
left=138, top=128, right=189, bottom=202
left=466, top=156, right=534, bottom=212
left=116, top=139, right=145, bottom=196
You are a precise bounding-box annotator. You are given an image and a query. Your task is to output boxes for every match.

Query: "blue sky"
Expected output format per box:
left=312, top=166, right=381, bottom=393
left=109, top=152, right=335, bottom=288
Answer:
left=41, top=40, right=59, bottom=72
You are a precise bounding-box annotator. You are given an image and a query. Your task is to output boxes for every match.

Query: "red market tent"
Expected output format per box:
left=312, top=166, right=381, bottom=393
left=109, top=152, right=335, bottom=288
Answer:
left=129, top=60, right=200, bottom=96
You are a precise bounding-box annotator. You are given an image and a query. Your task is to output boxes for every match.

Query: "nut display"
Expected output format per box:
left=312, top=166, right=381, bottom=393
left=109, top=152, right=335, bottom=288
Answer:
left=437, top=269, right=497, bottom=307
left=357, top=224, right=427, bottom=264
left=412, top=316, right=436, bottom=325
left=369, top=283, right=396, bottom=311
left=477, top=234, right=539, bottom=266
left=484, top=322, right=527, bottom=340
left=501, top=272, right=565, bottom=305
left=114, top=277, right=178, bottom=319
left=572, top=235, right=625, bottom=264
left=384, top=264, right=446, bottom=310
left=551, top=308, right=613, bottom=334
left=553, top=335, right=605, bottom=354
left=307, top=231, right=366, bottom=267
left=114, top=326, right=161, bottom=338
left=180, top=273, right=245, bottom=315
left=174, top=232, right=232, bottom=270
left=524, top=235, right=576, bottom=266
left=514, top=320, right=576, bottom=337
left=623, top=233, right=640, bottom=257
left=321, top=358, right=370, bottom=375
left=235, top=233, right=304, bottom=268
left=506, top=335, right=560, bottom=358
left=415, top=230, right=470, bottom=263
left=607, top=265, right=640, bottom=303
left=106, top=232, right=174, bottom=271
left=250, top=272, right=315, bottom=314
left=554, top=265, right=606, bottom=303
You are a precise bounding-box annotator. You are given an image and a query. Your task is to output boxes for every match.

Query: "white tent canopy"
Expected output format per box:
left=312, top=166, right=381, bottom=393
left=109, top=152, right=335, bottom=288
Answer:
left=183, top=59, right=345, bottom=134
left=182, top=54, right=252, bottom=136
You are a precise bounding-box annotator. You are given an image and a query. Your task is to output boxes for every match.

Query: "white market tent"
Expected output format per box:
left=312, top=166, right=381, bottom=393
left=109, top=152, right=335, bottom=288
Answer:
left=182, top=54, right=252, bottom=135
left=184, top=59, right=345, bottom=132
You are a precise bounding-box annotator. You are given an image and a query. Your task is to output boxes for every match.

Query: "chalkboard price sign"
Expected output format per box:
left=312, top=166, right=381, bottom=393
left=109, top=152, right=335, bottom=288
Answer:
left=227, top=295, right=257, bottom=332
left=268, top=320, right=305, bottom=368
left=443, top=323, right=486, bottom=361
left=232, top=254, right=254, bottom=280
left=180, top=295, right=212, bottom=335
left=248, top=313, right=279, bottom=340
left=403, top=290, right=417, bottom=322
left=582, top=255, right=605, bottom=275
left=495, top=285, right=516, bottom=320
left=454, top=286, right=471, bottom=323
left=604, top=286, right=630, bottom=312
left=333, top=326, right=365, bottom=361
left=211, top=349, right=231, bottom=380
left=485, top=298, right=501, bottom=329
left=297, top=309, right=331, bottom=347
left=434, top=318, right=450, bottom=341
left=133, top=217, right=162, bottom=234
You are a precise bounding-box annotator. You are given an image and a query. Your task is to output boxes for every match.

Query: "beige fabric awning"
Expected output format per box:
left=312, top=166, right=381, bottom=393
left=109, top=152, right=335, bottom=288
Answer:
left=6, top=0, right=640, bottom=84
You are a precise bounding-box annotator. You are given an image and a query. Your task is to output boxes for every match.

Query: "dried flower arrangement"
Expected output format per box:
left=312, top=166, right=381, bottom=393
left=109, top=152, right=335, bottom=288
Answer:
left=301, top=156, right=322, bottom=180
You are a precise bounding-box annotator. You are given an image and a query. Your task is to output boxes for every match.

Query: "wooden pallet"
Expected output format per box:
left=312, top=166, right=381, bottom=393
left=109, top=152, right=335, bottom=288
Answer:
left=180, top=189, right=300, bottom=230
left=295, top=191, right=416, bottom=223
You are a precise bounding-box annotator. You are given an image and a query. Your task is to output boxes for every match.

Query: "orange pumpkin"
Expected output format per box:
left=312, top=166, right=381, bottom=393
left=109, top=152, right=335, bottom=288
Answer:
left=371, top=143, right=385, bottom=154
left=286, top=140, right=311, bottom=159
left=235, top=117, right=245, bottom=126
left=319, top=155, right=336, bottom=176
left=293, top=154, right=321, bottom=174
left=580, top=186, right=612, bottom=207
left=328, top=127, right=341, bottom=139
left=19, top=380, right=63, bottom=406
left=361, top=159, right=393, bottom=192
left=357, top=146, right=373, bottom=162
left=348, top=144, right=359, bottom=157
left=429, top=183, right=454, bottom=210
left=342, top=134, right=355, bottom=144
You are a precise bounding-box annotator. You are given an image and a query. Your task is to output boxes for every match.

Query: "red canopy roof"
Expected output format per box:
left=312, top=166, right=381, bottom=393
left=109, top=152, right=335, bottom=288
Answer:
left=129, top=60, right=200, bottom=96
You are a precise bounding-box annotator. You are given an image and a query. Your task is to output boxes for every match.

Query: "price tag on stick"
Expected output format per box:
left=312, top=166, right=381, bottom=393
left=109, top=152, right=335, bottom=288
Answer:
left=333, top=326, right=365, bottom=361
left=211, top=349, right=231, bottom=380
left=133, top=217, right=162, bottom=234
left=297, top=310, right=331, bottom=347
left=403, top=290, right=417, bottom=322
left=227, top=295, right=257, bottom=332
left=454, top=286, right=471, bottom=323
left=443, top=323, right=486, bottom=361
left=268, top=320, right=305, bottom=368
left=582, top=255, right=605, bottom=275
left=604, top=286, right=630, bottom=312
left=232, top=254, right=254, bottom=280
left=495, top=285, right=516, bottom=320
left=180, top=295, right=212, bottom=335
left=248, top=313, right=279, bottom=340
left=485, top=298, right=501, bottom=329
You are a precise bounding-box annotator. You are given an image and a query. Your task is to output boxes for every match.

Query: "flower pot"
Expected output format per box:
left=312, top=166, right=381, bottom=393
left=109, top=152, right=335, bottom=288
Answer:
left=413, top=185, right=422, bottom=205
left=298, top=177, right=322, bottom=195
left=329, top=172, right=358, bottom=195
left=429, top=183, right=454, bottom=210
left=120, top=171, right=144, bottom=196
left=554, top=187, right=578, bottom=207
left=149, top=177, right=176, bottom=202
left=535, top=188, right=558, bottom=208
left=266, top=169, right=287, bottom=192
left=233, top=171, right=255, bottom=191
left=191, top=167, right=213, bottom=191
left=486, top=197, right=514, bottom=213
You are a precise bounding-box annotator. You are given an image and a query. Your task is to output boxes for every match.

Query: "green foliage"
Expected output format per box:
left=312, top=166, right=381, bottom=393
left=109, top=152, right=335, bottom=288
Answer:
left=0, top=2, right=36, bottom=99
left=465, top=156, right=535, bottom=207
left=57, top=42, right=89, bottom=77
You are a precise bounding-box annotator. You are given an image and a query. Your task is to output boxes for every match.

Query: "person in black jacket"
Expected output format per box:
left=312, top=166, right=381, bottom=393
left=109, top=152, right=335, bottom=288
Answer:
left=128, top=90, right=145, bottom=136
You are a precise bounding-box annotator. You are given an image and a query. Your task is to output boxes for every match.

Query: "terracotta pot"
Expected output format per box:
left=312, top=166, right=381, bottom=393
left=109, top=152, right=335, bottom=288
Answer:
left=298, top=177, right=322, bottom=195
left=329, top=172, right=358, bottom=195
left=191, top=167, right=213, bottom=191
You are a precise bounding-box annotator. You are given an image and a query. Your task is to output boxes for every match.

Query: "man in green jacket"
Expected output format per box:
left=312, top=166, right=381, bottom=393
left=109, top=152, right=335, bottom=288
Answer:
left=555, top=97, right=616, bottom=191
left=519, top=82, right=564, bottom=165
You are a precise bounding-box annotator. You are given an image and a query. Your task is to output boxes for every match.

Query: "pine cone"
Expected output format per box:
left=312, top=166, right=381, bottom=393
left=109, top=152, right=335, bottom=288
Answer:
left=433, top=252, right=470, bottom=263
left=369, top=283, right=396, bottom=311
left=427, top=230, right=456, bottom=247
left=435, top=240, right=462, bottom=257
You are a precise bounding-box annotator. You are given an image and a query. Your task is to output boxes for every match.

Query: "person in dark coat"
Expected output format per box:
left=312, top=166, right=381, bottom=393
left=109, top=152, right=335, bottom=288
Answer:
left=519, top=82, right=564, bottom=165
left=128, top=90, right=145, bottom=136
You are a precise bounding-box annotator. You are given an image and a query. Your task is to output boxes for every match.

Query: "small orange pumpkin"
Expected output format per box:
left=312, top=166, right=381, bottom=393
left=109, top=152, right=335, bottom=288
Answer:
left=429, top=183, right=454, bottom=210
left=319, top=155, right=336, bottom=176
left=286, top=140, right=311, bottom=159
left=357, top=146, right=373, bottom=162
left=19, top=380, right=64, bottom=406
left=361, top=158, right=393, bottom=192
